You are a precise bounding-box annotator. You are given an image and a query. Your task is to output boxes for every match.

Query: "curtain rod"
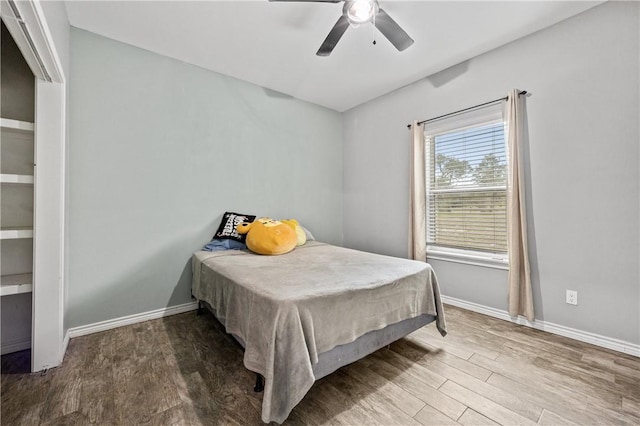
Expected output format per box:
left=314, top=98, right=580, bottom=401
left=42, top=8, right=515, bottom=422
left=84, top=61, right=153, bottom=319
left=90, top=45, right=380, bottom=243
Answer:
left=406, top=90, right=528, bottom=129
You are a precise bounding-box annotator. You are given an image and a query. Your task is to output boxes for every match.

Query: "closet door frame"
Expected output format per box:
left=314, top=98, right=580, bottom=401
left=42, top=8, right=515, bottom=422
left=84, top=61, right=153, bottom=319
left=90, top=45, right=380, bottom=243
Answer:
left=1, top=0, right=66, bottom=372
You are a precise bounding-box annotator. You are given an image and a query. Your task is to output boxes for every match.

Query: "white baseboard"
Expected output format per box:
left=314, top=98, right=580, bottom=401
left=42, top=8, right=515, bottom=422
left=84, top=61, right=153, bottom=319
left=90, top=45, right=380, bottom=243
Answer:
left=67, top=301, right=199, bottom=339
left=442, top=296, right=640, bottom=357
left=61, top=297, right=640, bottom=359
left=1, top=338, right=31, bottom=355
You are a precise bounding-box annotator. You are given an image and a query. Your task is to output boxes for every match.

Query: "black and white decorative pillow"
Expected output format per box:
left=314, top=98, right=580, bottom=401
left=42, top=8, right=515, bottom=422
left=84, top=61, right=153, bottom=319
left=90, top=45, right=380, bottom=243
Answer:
left=213, top=211, right=256, bottom=243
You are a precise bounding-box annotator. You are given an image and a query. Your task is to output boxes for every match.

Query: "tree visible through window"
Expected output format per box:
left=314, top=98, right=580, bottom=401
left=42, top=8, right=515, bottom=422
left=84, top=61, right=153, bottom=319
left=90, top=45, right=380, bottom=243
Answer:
left=426, top=121, right=507, bottom=254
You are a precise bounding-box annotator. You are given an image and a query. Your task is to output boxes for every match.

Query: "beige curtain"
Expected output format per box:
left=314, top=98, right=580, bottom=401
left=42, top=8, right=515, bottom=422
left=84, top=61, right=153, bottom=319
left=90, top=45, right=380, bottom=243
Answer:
left=505, top=89, right=534, bottom=321
left=409, top=121, right=427, bottom=262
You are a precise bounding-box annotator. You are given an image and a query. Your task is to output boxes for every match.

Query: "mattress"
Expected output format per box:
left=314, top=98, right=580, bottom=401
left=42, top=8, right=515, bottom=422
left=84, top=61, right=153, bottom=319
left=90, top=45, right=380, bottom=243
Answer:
left=192, top=241, right=446, bottom=423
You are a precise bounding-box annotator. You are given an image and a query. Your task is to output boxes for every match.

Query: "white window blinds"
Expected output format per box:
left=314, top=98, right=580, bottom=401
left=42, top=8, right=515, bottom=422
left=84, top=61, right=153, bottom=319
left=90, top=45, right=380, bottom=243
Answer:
left=425, top=105, right=507, bottom=255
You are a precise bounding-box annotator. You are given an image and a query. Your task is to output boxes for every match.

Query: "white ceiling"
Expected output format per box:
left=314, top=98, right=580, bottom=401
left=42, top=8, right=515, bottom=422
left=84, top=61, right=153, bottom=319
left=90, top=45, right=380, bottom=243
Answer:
left=64, top=1, right=603, bottom=112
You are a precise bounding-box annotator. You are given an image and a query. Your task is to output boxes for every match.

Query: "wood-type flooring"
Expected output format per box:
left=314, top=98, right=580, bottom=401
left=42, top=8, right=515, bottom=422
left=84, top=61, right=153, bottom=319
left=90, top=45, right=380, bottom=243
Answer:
left=2, top=305, right=639, bottom=425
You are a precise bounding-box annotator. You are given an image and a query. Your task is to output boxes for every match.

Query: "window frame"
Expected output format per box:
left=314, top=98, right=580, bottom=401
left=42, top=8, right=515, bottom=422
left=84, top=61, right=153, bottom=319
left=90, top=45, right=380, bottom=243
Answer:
left=424, top=105, right=509, bottom=270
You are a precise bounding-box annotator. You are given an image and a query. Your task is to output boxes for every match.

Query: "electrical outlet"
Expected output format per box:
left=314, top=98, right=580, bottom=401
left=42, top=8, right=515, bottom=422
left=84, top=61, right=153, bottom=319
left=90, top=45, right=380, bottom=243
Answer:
left=566, top=290, right=578, bottom=305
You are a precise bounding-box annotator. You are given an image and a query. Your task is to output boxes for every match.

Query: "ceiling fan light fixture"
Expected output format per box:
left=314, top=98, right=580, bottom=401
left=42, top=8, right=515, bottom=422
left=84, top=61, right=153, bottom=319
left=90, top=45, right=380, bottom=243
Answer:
left=345, top=0, right=377, bottom=25
left=270, top=0, right=412, bottom=56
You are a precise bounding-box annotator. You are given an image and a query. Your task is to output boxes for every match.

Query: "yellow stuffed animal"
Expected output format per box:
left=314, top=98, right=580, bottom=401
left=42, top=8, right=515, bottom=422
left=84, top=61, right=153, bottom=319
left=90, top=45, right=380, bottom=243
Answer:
left=281, top=219, right=307, bottom=246
left=236, top=217, right=298, bottom=255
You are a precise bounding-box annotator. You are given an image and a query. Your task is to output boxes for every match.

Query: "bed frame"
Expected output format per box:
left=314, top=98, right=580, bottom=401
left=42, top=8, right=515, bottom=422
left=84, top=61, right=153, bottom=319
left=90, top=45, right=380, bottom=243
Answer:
left=197, top=300, right=436, bottom=393
left=192, top=241, right=446, bottom=423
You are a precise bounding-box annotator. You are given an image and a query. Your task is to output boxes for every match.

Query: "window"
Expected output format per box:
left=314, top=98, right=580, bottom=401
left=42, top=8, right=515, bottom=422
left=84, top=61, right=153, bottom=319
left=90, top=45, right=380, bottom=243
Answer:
left=424, top=104, right=508, bottom=268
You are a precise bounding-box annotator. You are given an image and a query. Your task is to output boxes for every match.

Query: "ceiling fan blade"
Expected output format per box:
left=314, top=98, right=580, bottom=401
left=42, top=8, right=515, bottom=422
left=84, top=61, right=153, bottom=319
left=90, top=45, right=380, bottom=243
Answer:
left=269, top=0, right=342, bottom=3
left=316, top=15, right=350, bottom=56
left=374, top=8, right=414, bottom=52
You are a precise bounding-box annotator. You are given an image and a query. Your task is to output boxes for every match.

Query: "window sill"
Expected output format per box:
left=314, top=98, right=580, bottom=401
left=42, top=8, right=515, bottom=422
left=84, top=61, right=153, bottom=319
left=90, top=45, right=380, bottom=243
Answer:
left=427, top=249, right=509, bottom=270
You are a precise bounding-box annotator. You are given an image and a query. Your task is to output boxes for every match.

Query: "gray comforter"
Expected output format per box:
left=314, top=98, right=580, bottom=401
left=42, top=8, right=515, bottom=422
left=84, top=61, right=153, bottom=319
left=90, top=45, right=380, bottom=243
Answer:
left=191, top=241, right=447, bottom=423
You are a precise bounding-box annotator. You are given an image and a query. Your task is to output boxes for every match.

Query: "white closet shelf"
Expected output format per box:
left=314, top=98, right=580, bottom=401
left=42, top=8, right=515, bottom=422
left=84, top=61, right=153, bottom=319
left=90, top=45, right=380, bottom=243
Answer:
left=0, top=227, right=33, bottom=239
left=0, top=174, right=34, bottom=184
left=0, top=273, right=33, bottom=296
left=0, top=118, right=34, bottom=132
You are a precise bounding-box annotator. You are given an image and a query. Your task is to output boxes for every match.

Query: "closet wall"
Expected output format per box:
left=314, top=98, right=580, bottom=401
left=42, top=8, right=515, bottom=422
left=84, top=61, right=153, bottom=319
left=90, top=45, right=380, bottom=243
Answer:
left=0, top=22, right=36, bottom=354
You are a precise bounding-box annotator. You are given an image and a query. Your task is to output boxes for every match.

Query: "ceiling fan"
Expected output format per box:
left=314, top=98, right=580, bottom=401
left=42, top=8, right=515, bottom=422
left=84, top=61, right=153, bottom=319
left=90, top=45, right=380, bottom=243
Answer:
left=270, top=0, right=414, bottom=56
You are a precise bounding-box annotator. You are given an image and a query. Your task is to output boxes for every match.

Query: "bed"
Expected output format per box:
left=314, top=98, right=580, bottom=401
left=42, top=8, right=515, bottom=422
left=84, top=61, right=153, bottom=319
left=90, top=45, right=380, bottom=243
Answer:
left=191, top=240, right=447, bottom=424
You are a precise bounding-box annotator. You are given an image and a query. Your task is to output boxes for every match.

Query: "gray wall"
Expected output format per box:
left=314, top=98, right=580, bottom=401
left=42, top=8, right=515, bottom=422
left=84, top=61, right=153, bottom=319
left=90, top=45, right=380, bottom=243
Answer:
left=343, top=2, right=639, bottom=344
left=1, top=22, right=34, bottom=121
left=67, top=28, right=343, bottom=328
